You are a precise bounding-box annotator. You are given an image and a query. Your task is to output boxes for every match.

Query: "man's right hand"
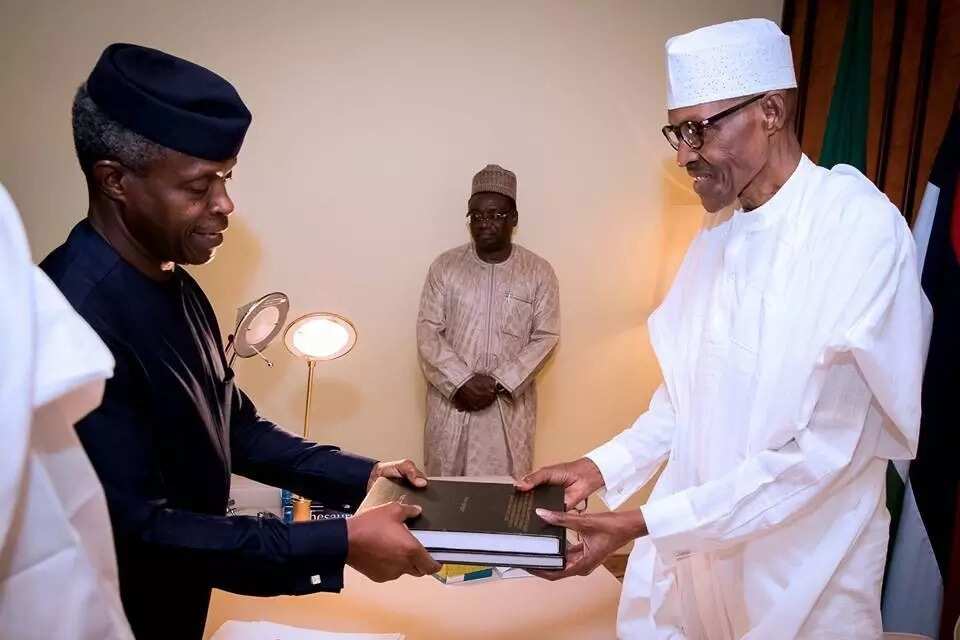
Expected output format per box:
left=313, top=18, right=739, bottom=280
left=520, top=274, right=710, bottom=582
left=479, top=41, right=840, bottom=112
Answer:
left=345, top=502, right=441, bottom=582
left=452, top=374, right=497, bottom=412
left=514, top=457, right=606, bottom=508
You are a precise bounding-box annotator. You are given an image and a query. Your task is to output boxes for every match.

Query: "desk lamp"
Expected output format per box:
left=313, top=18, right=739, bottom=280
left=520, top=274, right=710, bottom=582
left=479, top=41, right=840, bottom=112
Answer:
left=283, top=312, right=358, bottom=520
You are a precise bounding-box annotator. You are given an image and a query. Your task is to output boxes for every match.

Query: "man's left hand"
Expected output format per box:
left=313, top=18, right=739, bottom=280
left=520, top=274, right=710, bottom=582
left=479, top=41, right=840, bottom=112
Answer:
left=368, top=459, right=429, bottom=492
left=530, top=509, right=647, bottom=581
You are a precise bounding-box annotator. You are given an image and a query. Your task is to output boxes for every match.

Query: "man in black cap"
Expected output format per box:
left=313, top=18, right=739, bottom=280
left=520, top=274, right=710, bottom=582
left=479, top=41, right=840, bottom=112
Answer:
left=40, top=43, right=440, bottom=640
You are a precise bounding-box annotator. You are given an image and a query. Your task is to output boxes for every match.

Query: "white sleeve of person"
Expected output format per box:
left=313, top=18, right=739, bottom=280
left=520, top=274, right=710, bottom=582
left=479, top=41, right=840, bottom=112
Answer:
left=586, top=384, right=676, bottom=511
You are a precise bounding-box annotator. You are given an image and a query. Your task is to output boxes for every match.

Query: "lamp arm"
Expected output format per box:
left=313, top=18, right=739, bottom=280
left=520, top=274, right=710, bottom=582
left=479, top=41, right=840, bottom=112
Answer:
left=303, top=359, right=317, bottom=441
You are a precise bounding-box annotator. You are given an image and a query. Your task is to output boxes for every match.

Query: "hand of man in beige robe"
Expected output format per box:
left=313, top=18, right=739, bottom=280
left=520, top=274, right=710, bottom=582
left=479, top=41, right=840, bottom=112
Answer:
left=452, top=373, right=497, bottom=412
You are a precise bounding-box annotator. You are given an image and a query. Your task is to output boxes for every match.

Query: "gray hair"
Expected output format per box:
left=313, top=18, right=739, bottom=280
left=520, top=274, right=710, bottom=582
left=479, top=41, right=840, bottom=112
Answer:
left=72, top=84, right=167, bottom=177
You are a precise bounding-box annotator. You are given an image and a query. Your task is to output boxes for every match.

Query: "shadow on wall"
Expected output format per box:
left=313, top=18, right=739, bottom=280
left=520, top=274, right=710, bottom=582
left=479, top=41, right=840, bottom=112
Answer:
left=189, top=214, right=263, bottom=333
left=654, top=157, right=712, bottom=305
left=591, top=155, right=705, bottom=519
left=228, top=344, right=367, bottom=439
left=300, top=376, right=365, bottom=438
left=186, top=213, right=342, bottom=437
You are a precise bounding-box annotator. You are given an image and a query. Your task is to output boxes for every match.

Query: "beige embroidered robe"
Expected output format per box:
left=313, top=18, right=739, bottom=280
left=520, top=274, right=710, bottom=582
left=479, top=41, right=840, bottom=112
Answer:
left=418, top=243, right=559, bottom=476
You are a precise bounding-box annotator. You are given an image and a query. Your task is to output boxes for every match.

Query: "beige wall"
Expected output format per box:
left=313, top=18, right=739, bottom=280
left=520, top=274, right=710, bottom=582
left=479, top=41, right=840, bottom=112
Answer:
left=0, top=0, right=781, bottom=507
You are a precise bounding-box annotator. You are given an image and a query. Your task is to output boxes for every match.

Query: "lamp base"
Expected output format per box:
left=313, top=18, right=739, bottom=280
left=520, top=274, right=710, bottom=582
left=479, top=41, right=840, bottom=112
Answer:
left=292, top=496, right=313, bottom=522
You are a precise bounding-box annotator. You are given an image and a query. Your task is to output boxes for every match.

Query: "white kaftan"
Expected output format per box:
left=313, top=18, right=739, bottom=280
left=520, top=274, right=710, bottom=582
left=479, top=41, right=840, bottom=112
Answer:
left=588, top=156, right=932, bottom=639
left=0, top=185, right=132, bottom=639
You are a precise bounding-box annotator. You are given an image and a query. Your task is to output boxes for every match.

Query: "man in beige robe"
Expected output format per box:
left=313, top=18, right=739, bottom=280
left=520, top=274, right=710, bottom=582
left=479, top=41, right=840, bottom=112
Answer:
left=418, top=164, right=560, bottom=477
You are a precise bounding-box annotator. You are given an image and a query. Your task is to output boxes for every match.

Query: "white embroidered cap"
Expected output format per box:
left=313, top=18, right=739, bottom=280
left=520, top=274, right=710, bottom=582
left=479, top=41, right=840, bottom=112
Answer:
left=665, top=18, right=797, bottom=110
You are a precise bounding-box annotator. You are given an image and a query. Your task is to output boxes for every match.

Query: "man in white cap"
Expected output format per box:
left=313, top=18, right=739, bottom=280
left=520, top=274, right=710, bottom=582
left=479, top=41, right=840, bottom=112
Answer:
left=518, top=18, right=931, bottom=638
left=418, top=164, right=559, bottom=477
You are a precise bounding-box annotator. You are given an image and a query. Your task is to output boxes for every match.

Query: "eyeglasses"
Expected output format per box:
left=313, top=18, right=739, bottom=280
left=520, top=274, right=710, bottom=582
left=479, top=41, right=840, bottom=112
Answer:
left=661, top=93, right=765, bottom=151
left=467, top=210, right=513, bottom=224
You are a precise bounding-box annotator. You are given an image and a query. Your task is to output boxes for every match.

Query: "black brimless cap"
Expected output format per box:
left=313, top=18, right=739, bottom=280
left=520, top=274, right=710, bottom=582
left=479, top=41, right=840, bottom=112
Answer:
left=86, top=43, right=252, bottom=161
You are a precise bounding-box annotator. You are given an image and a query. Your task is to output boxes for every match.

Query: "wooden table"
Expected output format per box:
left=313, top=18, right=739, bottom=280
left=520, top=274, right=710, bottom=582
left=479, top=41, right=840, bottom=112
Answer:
left=204, top=564, right=622, bottom=639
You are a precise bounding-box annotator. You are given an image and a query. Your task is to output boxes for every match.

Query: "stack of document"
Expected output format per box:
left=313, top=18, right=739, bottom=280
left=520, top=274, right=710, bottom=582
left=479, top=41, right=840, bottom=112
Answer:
left=211, top=621, right=403, bottom=640
left=358, top=478, right=565, bottom=569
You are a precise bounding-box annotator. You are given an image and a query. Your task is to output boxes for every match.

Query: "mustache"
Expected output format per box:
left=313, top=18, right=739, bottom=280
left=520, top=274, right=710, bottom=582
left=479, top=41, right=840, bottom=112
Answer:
left=686, top=162, right=712, bottom=178
left=194, top=216, right=229, bottom=234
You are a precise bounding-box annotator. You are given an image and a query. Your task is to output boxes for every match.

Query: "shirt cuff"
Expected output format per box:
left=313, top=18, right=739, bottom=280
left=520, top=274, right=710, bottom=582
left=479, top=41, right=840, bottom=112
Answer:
left=336, top=453, right=378, bottom=510
left=586, top=440, right=638, bottom=510
left=491, top=372, right=517, bottom=398
left=491, top=363, right=523, bottom=395
left=286, top=517, right=349, bottom=593
left=442, top=369, right=474, bottom=401
left=640, top=490, right=700, bottom=558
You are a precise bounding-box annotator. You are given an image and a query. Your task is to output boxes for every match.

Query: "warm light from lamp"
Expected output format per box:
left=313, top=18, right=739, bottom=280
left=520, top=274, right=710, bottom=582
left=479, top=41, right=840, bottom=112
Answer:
left=283, top=312, right=357, bottom=361
left=293, top=319, right=348, bottom=358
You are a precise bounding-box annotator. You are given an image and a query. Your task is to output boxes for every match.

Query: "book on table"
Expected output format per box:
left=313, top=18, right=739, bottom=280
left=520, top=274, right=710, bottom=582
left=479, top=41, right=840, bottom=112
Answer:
left=356, top=478, right=566, bottom=570
left=431, top=563, right=496, bottom=584
left=431, top=564, right=533, bottom=584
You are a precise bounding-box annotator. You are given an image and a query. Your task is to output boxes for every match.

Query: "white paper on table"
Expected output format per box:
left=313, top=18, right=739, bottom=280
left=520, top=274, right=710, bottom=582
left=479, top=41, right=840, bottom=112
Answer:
left=496, top=567, right=533, bottom=579
left=437, top=567, right=533, bottom=586
left=211, top=620, right=404, bottom=640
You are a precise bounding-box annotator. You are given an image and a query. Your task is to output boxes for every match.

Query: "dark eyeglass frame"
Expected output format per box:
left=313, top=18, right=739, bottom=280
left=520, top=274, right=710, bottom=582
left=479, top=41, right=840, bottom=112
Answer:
left=466, top=209, right=514, bottom=224
left=661, top=93, right=766, bottom=151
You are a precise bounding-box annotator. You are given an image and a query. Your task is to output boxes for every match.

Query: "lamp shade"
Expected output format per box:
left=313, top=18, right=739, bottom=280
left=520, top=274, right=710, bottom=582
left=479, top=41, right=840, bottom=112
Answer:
left=233, top=292, right=289, bottom=358
left=283, top=312, right=357, bottom=361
